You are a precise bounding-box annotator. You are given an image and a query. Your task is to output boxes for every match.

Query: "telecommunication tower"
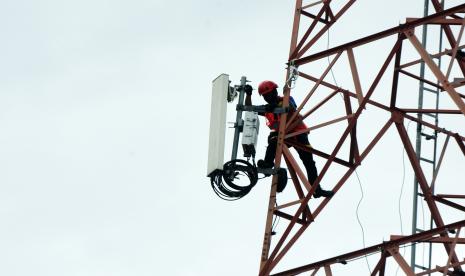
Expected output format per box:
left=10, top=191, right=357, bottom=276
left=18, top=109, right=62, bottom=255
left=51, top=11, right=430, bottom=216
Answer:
left=207, top=0, right=465, bottom=275
left=254, top=0, right=465, bottom=275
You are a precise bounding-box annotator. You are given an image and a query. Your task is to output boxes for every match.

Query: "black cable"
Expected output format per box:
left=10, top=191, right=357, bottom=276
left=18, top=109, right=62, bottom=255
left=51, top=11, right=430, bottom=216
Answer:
left=327, top=28, right=371, bottom=273
left=327, top=28, right=340, bottom=88
left=355, top=170, right=372, bottom=274
left=396, top=120, right=412, bottom=276
left=210, top=159, right=258, bottom=201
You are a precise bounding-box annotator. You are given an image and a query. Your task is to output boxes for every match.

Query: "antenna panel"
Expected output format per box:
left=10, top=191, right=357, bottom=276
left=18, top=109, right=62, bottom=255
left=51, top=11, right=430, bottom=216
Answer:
left=207, top=74, right=229, bottom=176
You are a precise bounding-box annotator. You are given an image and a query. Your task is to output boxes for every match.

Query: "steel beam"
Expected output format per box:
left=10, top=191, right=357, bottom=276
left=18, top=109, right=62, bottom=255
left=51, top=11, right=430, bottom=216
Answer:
left=271, top=220, right=465, bottom=276
left=295, top=3, right=465, bottom=65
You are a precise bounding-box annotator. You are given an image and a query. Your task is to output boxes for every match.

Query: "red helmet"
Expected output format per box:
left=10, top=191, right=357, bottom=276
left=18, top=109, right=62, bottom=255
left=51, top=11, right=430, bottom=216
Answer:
left=258, top=80, right=278, bottom=95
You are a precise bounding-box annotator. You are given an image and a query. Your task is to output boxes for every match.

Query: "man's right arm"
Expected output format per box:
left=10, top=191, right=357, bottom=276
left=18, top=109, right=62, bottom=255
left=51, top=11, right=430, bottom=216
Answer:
left=243, top=85, right=267, bottom=116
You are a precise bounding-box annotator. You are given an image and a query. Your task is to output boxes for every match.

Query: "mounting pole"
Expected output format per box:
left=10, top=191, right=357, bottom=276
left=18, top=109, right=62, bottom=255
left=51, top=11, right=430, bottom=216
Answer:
left=231, top=76, right=247, bottom=160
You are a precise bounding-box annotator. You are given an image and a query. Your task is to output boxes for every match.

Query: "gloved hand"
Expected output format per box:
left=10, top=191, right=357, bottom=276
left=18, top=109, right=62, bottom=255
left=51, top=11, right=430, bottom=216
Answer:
left=244, top=84, right=253, bottom=95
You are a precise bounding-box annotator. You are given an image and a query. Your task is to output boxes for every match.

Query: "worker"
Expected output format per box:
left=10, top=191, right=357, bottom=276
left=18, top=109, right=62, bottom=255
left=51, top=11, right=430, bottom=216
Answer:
left=244, top=81, right=334, bottom=198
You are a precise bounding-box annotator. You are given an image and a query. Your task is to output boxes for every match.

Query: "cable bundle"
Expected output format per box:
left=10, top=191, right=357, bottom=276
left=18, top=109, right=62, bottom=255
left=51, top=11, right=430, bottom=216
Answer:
left=210, top=159, right=258, bottom=201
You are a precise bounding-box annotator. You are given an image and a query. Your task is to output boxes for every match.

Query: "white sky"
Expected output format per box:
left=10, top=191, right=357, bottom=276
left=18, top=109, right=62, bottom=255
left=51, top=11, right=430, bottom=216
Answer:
left=0, top=0, right=464, bottom=275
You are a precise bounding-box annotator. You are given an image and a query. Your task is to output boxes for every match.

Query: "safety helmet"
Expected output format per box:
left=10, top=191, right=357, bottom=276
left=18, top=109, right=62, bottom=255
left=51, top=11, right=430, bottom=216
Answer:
left=258, top=80, right=278, bottom=96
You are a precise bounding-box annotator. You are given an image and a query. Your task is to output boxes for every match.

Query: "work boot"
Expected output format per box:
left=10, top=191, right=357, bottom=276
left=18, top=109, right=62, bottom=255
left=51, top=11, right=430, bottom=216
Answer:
left=257, top=159, right=274, bottom=169
left=457, top=49, right=465, bottom=59
left=314, top=186, right=334, bottom=198
left=276, top=168, right=288, bottom=193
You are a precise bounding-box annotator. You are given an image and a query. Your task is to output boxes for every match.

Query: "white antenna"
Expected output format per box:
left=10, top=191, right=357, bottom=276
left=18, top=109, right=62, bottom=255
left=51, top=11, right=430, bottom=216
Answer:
left=207, top=74, right=229, bottom=177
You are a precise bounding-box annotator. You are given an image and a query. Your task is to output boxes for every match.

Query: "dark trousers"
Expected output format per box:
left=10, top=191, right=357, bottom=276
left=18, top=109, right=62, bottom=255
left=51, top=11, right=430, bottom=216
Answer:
left=264, top=132, right=318, bottom=185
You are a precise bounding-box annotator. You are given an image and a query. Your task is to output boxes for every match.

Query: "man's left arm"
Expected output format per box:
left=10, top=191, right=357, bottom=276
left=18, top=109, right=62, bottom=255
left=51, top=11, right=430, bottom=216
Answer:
left=244, top=85, right=252, bottom=106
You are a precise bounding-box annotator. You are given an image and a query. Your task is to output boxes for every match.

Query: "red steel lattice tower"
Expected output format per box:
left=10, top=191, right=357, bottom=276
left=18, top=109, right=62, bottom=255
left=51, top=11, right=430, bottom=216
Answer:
left=258, top=1, right=465, bottom=275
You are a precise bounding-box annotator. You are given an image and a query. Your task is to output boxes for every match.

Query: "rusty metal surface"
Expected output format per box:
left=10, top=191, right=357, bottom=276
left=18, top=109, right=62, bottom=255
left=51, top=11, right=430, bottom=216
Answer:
left=271, top=221, right=465, bottom=276
left=257, top=1, right=465, bottom=275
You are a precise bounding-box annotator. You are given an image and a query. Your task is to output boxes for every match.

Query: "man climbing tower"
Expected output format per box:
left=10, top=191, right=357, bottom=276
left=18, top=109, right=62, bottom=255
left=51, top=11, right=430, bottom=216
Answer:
left=244, top=80, right=334, bottom=198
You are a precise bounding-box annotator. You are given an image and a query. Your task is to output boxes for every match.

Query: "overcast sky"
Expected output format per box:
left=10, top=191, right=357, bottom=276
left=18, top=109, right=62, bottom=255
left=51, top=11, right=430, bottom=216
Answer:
left=0, top=0, right=464, bottom=275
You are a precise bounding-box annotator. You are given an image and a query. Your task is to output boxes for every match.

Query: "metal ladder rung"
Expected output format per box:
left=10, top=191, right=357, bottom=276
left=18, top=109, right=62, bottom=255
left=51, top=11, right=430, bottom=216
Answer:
left=421, top=132, right=437, bottom=140
left=423, top=113, right=437, bottom=118
left=420, top=157, right=434, bottom=164
left=414, top=264, right=429, bottom=270
left=423, top=87, right=439, bottom=94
